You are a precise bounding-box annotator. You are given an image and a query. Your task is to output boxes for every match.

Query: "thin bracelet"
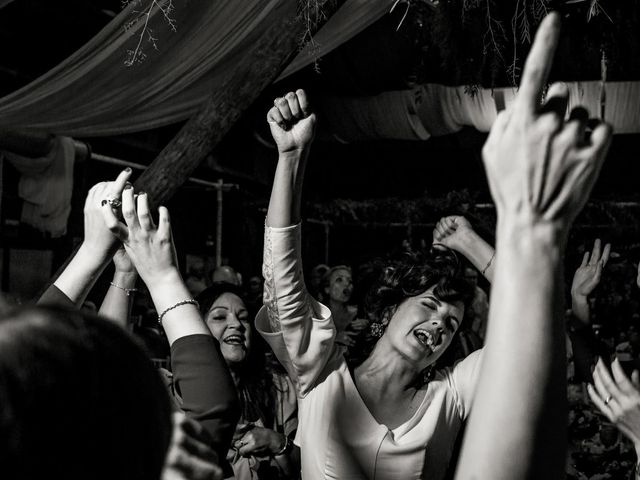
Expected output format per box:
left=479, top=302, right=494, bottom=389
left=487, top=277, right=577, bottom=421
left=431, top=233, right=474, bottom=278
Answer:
left=109, top=281, right=138, bottom=296
left=274, top=435, right=292, bottom=456
left=157, top=299, right=199, bottom=325
left=481, top=252, right=495, bottom=276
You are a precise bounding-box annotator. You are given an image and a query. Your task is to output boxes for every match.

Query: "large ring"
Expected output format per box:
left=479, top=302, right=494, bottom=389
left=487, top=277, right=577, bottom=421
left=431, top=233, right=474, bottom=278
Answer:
left=101, top=198, right=122, bottom=208
left=604, top=394, right=613, bottom=405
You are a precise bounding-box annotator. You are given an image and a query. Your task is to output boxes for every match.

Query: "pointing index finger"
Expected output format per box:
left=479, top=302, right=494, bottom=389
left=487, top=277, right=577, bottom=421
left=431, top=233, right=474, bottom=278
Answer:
left=110, top=168, right=132, bottom=197
left=515, top=12, right=561, bottom=118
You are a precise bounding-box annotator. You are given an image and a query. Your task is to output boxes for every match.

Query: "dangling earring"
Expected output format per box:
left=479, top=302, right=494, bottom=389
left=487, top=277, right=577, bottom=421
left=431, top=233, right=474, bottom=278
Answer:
left=369, top=322, right=385, bottom=339
left=421, top=364, right=434, bottom=384
left=370, top=308, right=392, bottom=339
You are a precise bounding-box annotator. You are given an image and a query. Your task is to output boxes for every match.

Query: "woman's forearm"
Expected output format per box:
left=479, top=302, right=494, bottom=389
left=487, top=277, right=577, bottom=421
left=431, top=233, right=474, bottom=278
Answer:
left=99, top=271, right=137, bottom=328
left=570, top=293, right=590, bottom=326
left=147, top=270, right=210, bottom=346
left=456, top=229, right=496, bottom=282
left=53, top=243, right=111, bottom=307
left=266, top=151, right=309, bottom=228
left=456, top=222, right=567, bottom=480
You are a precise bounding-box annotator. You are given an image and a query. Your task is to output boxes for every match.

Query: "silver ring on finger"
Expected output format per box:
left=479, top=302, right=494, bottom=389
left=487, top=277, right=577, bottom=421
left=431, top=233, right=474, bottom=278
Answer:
left=604, top=394, right=613, bottom=406
left=101, top=198, right=122, bottom=208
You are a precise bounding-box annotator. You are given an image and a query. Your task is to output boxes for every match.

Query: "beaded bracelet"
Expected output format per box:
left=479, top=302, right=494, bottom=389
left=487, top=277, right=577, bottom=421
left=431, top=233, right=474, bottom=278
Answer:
left=109, top=281, right=138, bottom=296
left=157, top=299, right=199, bottom=325
left=481, top=252, right=495, bottom=276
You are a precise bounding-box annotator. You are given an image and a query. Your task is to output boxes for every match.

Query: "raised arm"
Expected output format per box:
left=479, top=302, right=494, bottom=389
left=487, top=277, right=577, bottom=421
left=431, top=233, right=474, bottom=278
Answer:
left=98, top=248, right=138, bottom=328
left=40, top=169, right=132, bottom=307
left=263, top=89, right=316, bottom=339
left=101, top=188, right=239, bottom=465
left=567, top=239, right=611, bottom=382
left=570, top=238, right=610, bottom=326
left=455, top=12, right=612, bottom=480
left=433, top=215, right=496, bottom=282
left=100, top=188, right=209, bottom=345
left=265, top=89, right=315, bottom=231
left=257, top=90, right=338, bottom=395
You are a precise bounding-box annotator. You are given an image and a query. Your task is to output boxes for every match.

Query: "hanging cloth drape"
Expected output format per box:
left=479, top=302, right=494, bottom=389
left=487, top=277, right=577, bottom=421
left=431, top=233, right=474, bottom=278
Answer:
left=322, top=88, right=430, bottom=141
left=0, top=0, right=296, bottom=137
left=422, top=81, right=640, bottom=135
left=2, top=0, right=637, bottom=140
left=2, top=136, right=75, bottom=237
left=321, top=81, right=640, bottom=142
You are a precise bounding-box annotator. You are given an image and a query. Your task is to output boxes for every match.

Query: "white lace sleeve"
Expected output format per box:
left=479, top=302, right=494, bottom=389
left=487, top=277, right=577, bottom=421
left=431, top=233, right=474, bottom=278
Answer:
left=257, top=223, right=338, bottom=396
left=262, top=225, right=281, bottom=333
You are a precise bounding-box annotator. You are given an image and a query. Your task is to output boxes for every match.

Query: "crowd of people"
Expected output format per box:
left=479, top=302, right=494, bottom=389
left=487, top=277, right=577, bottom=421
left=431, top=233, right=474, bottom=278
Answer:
left=2, top=12, right=639, bottom=480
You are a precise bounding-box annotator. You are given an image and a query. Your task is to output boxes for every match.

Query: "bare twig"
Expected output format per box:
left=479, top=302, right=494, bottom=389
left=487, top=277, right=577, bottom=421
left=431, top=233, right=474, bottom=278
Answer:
left=124, top=0, right=176, bottom=67
left=483, top=0, right=505, bottom=64
left=588, top=0, right=613, bottom=23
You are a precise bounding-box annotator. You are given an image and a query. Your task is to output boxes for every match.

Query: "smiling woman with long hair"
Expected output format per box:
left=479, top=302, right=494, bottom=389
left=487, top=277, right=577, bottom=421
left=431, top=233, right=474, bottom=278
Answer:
left=195, top=282, right=299, bottom=480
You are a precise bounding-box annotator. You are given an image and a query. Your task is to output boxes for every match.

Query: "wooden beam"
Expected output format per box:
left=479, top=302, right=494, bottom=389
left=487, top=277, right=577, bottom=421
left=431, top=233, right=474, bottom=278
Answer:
left=135, top=1, right=345, bottom=207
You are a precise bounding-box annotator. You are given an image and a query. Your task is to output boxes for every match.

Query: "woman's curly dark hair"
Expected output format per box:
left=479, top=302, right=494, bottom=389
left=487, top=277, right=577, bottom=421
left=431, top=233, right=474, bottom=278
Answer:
left=365, top=247, right=474, bottom=322
left=351, top=247, right=475, bottom=367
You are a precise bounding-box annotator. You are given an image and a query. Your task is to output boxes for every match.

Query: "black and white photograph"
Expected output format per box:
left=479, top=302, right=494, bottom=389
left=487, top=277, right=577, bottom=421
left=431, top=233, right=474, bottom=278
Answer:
left=1, top=1, right=640, bottom=479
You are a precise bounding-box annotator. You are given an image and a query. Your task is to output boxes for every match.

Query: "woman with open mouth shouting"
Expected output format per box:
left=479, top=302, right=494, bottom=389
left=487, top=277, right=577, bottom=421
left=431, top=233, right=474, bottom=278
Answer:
left=257, top=10, right=612, bottom=479
left=257, top=88, right=480, bottom=480
left=320, top=265, right=370, bottom=350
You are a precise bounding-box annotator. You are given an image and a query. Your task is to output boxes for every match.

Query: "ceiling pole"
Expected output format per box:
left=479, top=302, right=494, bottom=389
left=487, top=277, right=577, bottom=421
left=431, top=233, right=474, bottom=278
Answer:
left=134, top=1, right=345, bottom=207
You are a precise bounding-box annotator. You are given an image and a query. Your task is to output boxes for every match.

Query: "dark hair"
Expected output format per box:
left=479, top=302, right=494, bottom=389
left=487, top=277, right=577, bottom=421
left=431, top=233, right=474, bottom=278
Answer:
left=365, top=248, right=474, bottom=322
left=351, top=248, right=474, bottom=367
left=0, top=306, right=172, bottom=480
left=196, top=282, right=246, bottom=316
left=196, top=282, right=278, bottom=427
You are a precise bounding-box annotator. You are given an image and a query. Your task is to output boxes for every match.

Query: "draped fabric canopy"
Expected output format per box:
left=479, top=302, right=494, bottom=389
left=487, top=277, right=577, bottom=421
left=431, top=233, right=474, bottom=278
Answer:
left=0, top=0, right=393, bottom=138
left=0, top=0, right=297, bottom=136
left=2, top=0, right=639, bottom=239
left=322, top=81, right=640, bottom=142
left=0, top=0, right=638, bottom=139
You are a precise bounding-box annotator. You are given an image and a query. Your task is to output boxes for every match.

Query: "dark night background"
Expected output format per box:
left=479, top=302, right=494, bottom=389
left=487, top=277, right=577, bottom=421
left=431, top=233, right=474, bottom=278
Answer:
left=1, top=0, right=640, bottom=300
